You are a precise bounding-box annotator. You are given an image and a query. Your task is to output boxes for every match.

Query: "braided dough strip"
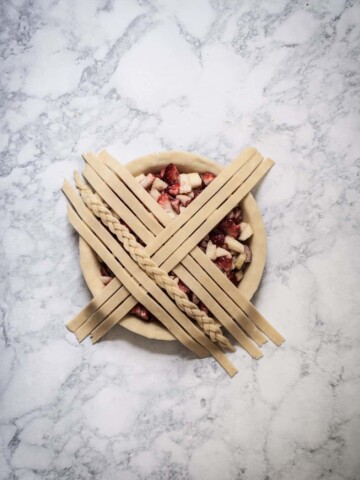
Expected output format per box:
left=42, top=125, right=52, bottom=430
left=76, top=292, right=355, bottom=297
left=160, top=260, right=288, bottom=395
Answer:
left=102, top=151, right=283, bottom=345
left=82, top=159, right=264, bottom=348
left=64, top=182, right=238, bottom=376
left=79, top=166, right=263, bottom=357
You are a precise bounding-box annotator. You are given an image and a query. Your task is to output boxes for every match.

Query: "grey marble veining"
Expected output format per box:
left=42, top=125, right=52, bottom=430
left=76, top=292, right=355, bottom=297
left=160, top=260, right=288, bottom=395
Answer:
left=1, top=1, right=360, bottom=479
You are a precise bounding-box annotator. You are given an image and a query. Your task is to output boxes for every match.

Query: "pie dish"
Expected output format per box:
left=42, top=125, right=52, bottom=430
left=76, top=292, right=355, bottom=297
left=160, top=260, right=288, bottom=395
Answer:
left=79, top=151, right=267, bottom=341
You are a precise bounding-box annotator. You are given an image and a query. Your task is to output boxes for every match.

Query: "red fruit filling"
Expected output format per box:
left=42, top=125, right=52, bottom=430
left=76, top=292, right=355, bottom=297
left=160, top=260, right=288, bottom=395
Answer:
left=171, top=198, right=181, bottom=214
left=202, top=172, right=216, bottom=186
left=218, top=218, right=241, bottom=238
left=130, top=304, right=150, bottom=321
left=226, top=271, right=238, bottom=285
left=167, top=182, right=180, bottom=196
left=209, top=230, right=225, bottom=247
left=215, top=255, right=233, bottom=272
left=178, top=279, right=190, bottom=295
left=163, top=163, right=179, bottom=185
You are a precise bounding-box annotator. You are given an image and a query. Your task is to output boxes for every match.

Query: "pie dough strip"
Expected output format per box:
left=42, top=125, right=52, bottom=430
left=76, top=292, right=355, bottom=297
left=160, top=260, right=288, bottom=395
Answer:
left=85, top=152, right=163, bottom=235
left=75, top=279, right=128, bottom=341
left=99, top=151, right=273, bottom=344
left=162, top=159, right=275, bottom=273
left=85, top=155, right=266, bottom=347
left=64, top=182, right=238, bottom=376
left=100, top=150, right=172, bottom=228
left=191, top=249, right=285, bottom=346
left=152, top=153, right=263, bottom=267
left=67, top=277, right=121, bottom=332
left=79, top=168, right=263, bottom=356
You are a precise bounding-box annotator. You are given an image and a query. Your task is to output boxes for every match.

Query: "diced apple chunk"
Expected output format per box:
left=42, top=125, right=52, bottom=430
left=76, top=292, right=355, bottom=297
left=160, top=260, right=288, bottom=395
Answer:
left=225, top=235, right=245, bottom=253
left=216, top=247, right=232, bottom=258
left=152, top=177, right=168, bottom=191
left=235, top=271, right=244, bottom=282
left=239, top=222, right=253, bottom=241
left=176, top=194, right=192, bottom=206
left=150, top=188, right=161, bottom=201
left=188, top=172, right=202, bottom=189
left=179, top=173, right=192, bottom=194
left=206, top=240, right=217, bottom=260
left=235, top=252, right=246, bottom=269
left=135, top=173, right=145, bottom=183
left=137, top=173, right=155, bottom=189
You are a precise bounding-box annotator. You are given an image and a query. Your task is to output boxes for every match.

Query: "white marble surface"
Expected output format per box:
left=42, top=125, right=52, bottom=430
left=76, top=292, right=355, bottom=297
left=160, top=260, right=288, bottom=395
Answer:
left=1, top=0, right=360, bottom=479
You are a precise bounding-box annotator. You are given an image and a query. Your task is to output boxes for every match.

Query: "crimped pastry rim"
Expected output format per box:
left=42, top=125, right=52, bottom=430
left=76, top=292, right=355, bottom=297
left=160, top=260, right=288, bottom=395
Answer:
left=79, top=150, right=267, bottom=341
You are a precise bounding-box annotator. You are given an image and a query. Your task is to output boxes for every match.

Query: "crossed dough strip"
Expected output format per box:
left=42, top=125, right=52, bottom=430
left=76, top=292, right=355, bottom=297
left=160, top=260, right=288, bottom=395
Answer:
left=94, top=150, right=283, bottom=346
left=64, top=184, right=238, bottom=377
left=69, top=153, right=276, bottom=350
left=78, top=164, right=263, bottom=357
left=69, top=148, right=256, bottom=335
left=74, top=173, right=234, bottom=352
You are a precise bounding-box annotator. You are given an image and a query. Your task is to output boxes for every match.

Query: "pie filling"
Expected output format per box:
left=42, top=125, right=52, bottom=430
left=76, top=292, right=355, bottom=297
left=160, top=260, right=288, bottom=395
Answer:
left=99, top=163, right=253, bottom=322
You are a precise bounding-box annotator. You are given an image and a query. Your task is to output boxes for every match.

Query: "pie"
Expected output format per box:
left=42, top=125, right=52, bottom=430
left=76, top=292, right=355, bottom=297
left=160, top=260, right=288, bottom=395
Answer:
left=79, top=151, right=267, bottom=340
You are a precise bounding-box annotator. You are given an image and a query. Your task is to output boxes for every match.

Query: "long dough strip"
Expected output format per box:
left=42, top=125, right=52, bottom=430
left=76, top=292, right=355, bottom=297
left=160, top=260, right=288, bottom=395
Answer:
left=101, top=150, right=171, bottom=228
left=83, top=156, right=266, bottom=347
left=85, top=152, right=163, bottom=235
left=79, top=169, right=263, bottom=357
left=162, top=159, right=275, bottom=273
left=63, top=182, right=238, bottom=376
left=191, top=249, right=285, bottom=345
left=67, top=277, right=121, bottom=332
left=100, top=151, right=277, bottom=344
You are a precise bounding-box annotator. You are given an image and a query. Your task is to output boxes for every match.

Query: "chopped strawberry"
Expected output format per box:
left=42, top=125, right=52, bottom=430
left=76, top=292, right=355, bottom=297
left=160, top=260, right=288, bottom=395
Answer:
left=215, top=255, right=233, bottom=272
left=209, top=230, right=225, bottom=247
left=226, top=271, right=238, bottom=286
left=218, top=218, right=241, bottom=238
left=130, top=304, right=150, bottom=321
left=171, top=198, right=181, bottom=214
left=191, top=293, right=200, bottom=305
left=202, top=172, right=216, bottom=186
left=244, top=245, right=252, bottom=263
left=163, top=163, right=179, bottom=185
left=158, top=192, right=176, bottom=217
left=159, top=167, right=166, bottom=179
left=199, top=302, right=209, bottom=315
left=167, top=181, right=180, bottom=196
left=178, top=279, right=190, bottom=295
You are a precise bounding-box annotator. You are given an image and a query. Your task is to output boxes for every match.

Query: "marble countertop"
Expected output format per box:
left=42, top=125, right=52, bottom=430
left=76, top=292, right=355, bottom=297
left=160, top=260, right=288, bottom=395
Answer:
left=1, top=1, right=360, bottom=479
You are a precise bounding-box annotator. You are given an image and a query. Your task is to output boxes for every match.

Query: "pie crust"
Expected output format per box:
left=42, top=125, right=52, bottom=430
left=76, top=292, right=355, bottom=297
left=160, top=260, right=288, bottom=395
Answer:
left=79, top=151, right=267, bottom=341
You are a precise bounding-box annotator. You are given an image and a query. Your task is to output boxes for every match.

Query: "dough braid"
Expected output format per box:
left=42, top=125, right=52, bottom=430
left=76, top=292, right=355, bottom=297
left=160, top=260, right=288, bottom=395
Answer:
left=74, top=172, right=234, bottom=351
